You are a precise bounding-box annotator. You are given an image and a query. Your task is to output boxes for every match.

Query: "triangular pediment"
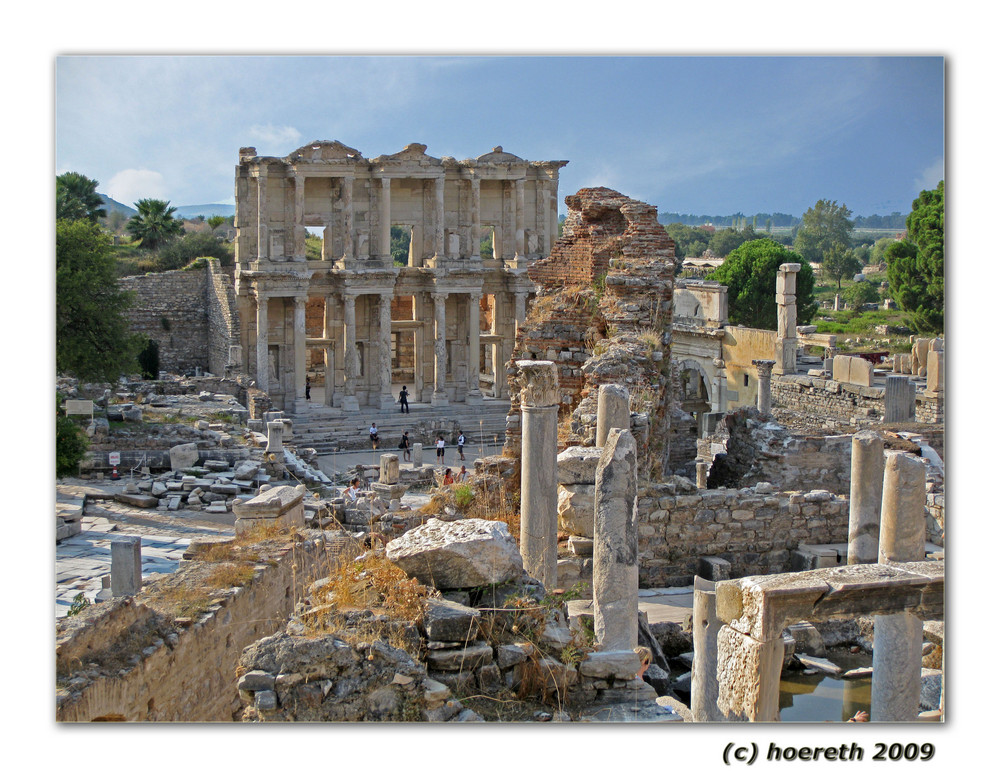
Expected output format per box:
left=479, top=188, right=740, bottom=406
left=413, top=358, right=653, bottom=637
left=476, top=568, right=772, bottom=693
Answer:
left=287, top=140, right=363, bottom=162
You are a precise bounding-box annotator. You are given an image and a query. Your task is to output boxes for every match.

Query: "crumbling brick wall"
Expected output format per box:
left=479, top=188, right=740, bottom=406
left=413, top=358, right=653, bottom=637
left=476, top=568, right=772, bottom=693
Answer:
left=506, top=188, right=679, bottom=479
left=206, top=260, right=241, bottom=377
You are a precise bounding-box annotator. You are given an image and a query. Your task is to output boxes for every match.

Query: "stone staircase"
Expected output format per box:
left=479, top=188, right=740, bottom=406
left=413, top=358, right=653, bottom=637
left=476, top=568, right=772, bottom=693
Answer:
left=286, top=398, right=513, bottom=455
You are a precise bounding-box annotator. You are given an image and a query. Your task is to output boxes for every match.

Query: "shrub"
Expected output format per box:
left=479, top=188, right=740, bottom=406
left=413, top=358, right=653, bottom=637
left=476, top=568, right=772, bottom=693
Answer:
left=56, top=393, right=88, bottom=476
left=156, top=232, right=233, bottom=271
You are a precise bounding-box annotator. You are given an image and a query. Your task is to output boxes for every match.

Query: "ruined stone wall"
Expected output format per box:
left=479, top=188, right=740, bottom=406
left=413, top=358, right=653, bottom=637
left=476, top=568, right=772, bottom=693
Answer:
left=56, top=536, right=330, bottom=722
left=638, top=486, right=850, bottom=587
left=916, top=393, right=944, bottom=424
left=121, top=269, right=210, bottom=375
left=772, top=374, right=885, bottom=421
left=206, top=260, right=240, bottom=376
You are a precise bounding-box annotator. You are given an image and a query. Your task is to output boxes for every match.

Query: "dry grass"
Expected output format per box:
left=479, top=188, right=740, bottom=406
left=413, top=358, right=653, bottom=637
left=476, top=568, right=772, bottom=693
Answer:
left=312, top=550, right=430, bottom=623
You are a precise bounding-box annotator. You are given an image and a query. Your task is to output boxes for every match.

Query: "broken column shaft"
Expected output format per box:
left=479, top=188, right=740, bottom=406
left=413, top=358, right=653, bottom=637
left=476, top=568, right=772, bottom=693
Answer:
left=592, top=427, right=639, bottom=651
left=517, top=360, right=560, bottom=590
left=848, top=431, right=884, bottom=565
left=595, top=383, right=630, bottom=448
left=871, top=451, right=927, bottom=722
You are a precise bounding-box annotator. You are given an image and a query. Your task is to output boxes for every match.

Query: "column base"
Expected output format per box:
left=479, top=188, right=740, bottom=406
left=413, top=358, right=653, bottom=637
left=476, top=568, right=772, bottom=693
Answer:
left=341, top=396, right=360, bottom=412
left=465, top=391, right=484, bottom=406
left=379, top=394, right=397, bottom=411
left=431, top=391, right=449, bottom=408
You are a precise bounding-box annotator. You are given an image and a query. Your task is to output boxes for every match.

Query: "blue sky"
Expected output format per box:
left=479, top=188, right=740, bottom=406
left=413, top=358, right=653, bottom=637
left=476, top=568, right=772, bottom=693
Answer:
left=55, top=55, right=943, bottom=219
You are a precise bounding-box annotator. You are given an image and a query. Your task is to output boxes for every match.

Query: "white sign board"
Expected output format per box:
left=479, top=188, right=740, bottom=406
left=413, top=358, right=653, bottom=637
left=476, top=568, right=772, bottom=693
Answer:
left=108, top=452, right=121, bottom=466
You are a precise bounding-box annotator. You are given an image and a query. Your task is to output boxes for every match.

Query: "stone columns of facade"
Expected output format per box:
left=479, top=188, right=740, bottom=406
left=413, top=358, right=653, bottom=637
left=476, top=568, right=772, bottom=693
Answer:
left=293, top=174, right=305, bottom=261
left=518, top=360, right=560, bottom=590
left=341, top=175, right=354, bottom=261
left=110, top=536, right=142, bottom=597
left=323, top=296, right=337, bottom=408
left=595, top=384, right=630, bottom=448
left=255, top=291, right=269, bottom=392
left=847, top=431, right=884, bottom=565
left=342, top=292, right=360, bottom=412
left=773, top=263, right=799, bottom=375
left=378, top=293, right=395, bottom=410
left=380, top=177, right=392, bottom=260
left=431, top=292, right=449, bottom=407
left=592, top=426, right=639, bottom=651
left=256, top=170, right=268, bottom=261
left=751, top=359, right=775, bottom=415
left=292, top=295, right=307, bottom=413
left=470, top=176, right=481, bottom=260
left=467, top=294, right=482, bottom=405
left=871, top=452, right=927, bottom=722
left=434, top=177, right=445, bottom=259
left=514, top=178, right=525, bottom=257
left=691, top=576, right=723, bottom=721
left=884, top=375, right=916, bottom=423
left=513, top=291, right=528, bottom=330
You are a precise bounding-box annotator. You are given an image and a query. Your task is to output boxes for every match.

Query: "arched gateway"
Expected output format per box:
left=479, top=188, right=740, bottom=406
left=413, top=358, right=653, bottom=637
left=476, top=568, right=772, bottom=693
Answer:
left=234, top=141, right=567, bottom=413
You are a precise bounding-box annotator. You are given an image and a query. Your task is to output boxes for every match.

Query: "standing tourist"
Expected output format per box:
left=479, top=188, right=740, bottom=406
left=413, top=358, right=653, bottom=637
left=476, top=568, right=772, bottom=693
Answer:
left=399, top=385, right=409, bottom=414
left=435, top=435, right=446, bottom=465
left=399, top=430, right=411, bottom=462
left=457, top=430, right=466, bottom=461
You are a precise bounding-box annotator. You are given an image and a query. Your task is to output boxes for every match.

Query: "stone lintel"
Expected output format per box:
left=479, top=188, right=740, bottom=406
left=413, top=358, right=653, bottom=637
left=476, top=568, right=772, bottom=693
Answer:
left=232, top=485, right=307, bottom=520
left=716, top=561, right=944, bottom=642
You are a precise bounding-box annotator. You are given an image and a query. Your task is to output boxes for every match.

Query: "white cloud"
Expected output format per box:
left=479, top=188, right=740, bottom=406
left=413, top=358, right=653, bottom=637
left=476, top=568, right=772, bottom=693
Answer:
left=107, top=169, right=168, bottom=206
left=248, top=124, right=302, bottom=150
left=915, top=157, right=945, bottom=192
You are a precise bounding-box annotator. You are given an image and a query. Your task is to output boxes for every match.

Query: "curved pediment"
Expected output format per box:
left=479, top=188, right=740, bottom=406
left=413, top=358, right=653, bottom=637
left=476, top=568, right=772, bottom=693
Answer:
left=475, top=145, right=526, bottom=164
left=286, top=140, right=363, bottom=163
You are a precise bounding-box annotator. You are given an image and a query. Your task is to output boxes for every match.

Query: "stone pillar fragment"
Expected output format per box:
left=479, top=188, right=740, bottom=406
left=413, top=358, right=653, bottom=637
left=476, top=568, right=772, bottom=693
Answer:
left=691, top=576, right=723, bottom=721
left=595, top=384, right=630, bottom=448
left=266, top=420, right=284, bottom=453
left=848, top=431, right=884, bottom=565
left=292, top=295, right=307, bottom=413
left=379, top=454, right=400, bottom=485
left=518, top=360, right=560, bottom=590
left=342, top=292, right=359, bottom=412
left=872, top=452, right=927, bottom=722
left=751, top=359, right=775, bottom=415
left=884, top=375, right=916, bottom=422
left=255, top=292, right=269, bottom=392
left=412, top=443, right=423, bottom=467
left=378, top=293, right=394, bottom=410
left=592, top=427, right=639, bottom=651
left=432, top=292, right=449, bottom=407
left=696, top=462, right=709, bottom=490
left=774, top=263, right=799, bottom=375
left=380, top=177, right=391, bottom=259
left=470, top=176, right=481, bottom=259
left=110, top=536, right=142, bottom=597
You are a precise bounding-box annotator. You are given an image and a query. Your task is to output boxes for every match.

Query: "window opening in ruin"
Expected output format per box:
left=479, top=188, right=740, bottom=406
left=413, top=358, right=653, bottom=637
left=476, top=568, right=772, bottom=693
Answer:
left=390, top=225, right=411, bottom=266
left=484, top=294, right=496, bottom=333
left=480, top=226, right=496, bottom=259
left=304, top=225, right=324, bottom=260
left=744, top=373, right=750, bottom=387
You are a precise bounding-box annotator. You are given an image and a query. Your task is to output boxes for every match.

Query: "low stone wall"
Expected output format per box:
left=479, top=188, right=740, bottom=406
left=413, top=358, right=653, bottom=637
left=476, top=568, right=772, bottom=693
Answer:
left=916, top=392, right=944, bottom=424
left=56, top=533, right=331, bottom=722
left=637, top=486, right=850, bottom=587
left=772, top=374, right=884, bottom=421
left=121, top=269, right=210, bottom=375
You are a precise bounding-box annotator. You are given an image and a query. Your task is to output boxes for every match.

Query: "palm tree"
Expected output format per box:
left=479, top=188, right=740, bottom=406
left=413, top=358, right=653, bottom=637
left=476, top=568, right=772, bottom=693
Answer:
left=56, top=172, right=107, bottom=222
left=127, top=198, right=184, bottom=250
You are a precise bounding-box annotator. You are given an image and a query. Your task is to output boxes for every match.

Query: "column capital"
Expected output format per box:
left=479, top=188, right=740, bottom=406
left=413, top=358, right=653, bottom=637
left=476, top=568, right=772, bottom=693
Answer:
left=517, top=360, right=560, bottom=408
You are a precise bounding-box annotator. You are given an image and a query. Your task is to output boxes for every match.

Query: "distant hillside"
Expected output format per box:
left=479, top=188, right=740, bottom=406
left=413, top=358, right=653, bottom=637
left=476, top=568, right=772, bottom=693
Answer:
left=100, top=194, right=136, bottom=218
left=97, top=195, right=234, bottom=221
left=173, top=203, right=235, bottom=219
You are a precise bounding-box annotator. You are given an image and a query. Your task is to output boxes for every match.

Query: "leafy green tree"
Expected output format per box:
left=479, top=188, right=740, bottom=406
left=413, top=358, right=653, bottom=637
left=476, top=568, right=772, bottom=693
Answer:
left=794, top=199, right=854, bottom=265
left=665, top=223, right=711, bottom=260
left=57, top=219, right=140, bottom=383
left=56, top=393, right=89, bottom=477
left=870, top=236, right=895, bottom=265
left=56, top=172, right=107, bottom=223
left=708, top=226, right=759, bottom=258
left=390, top=225, right=411, bottom=266
left=822, top=243, right=863, bottom=289
left=127, top=198, right=184, bottom=250
left=885, top=181, right=944, bottom=332
left=207, top=215, right=227, bottom=231
left=709, top=239, right=817, bottom=330
left=852, top=243, right=872, bottom=264
left=137, top=337, right=160, bottom=379
left=156, top=231, right=233, bottom=270
left=842, top=280, right=881, bottom=311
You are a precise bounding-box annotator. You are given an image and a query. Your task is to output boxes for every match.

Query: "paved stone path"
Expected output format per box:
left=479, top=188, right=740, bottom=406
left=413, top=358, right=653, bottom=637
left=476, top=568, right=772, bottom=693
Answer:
left=55, top=480, right=235, bottom=620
